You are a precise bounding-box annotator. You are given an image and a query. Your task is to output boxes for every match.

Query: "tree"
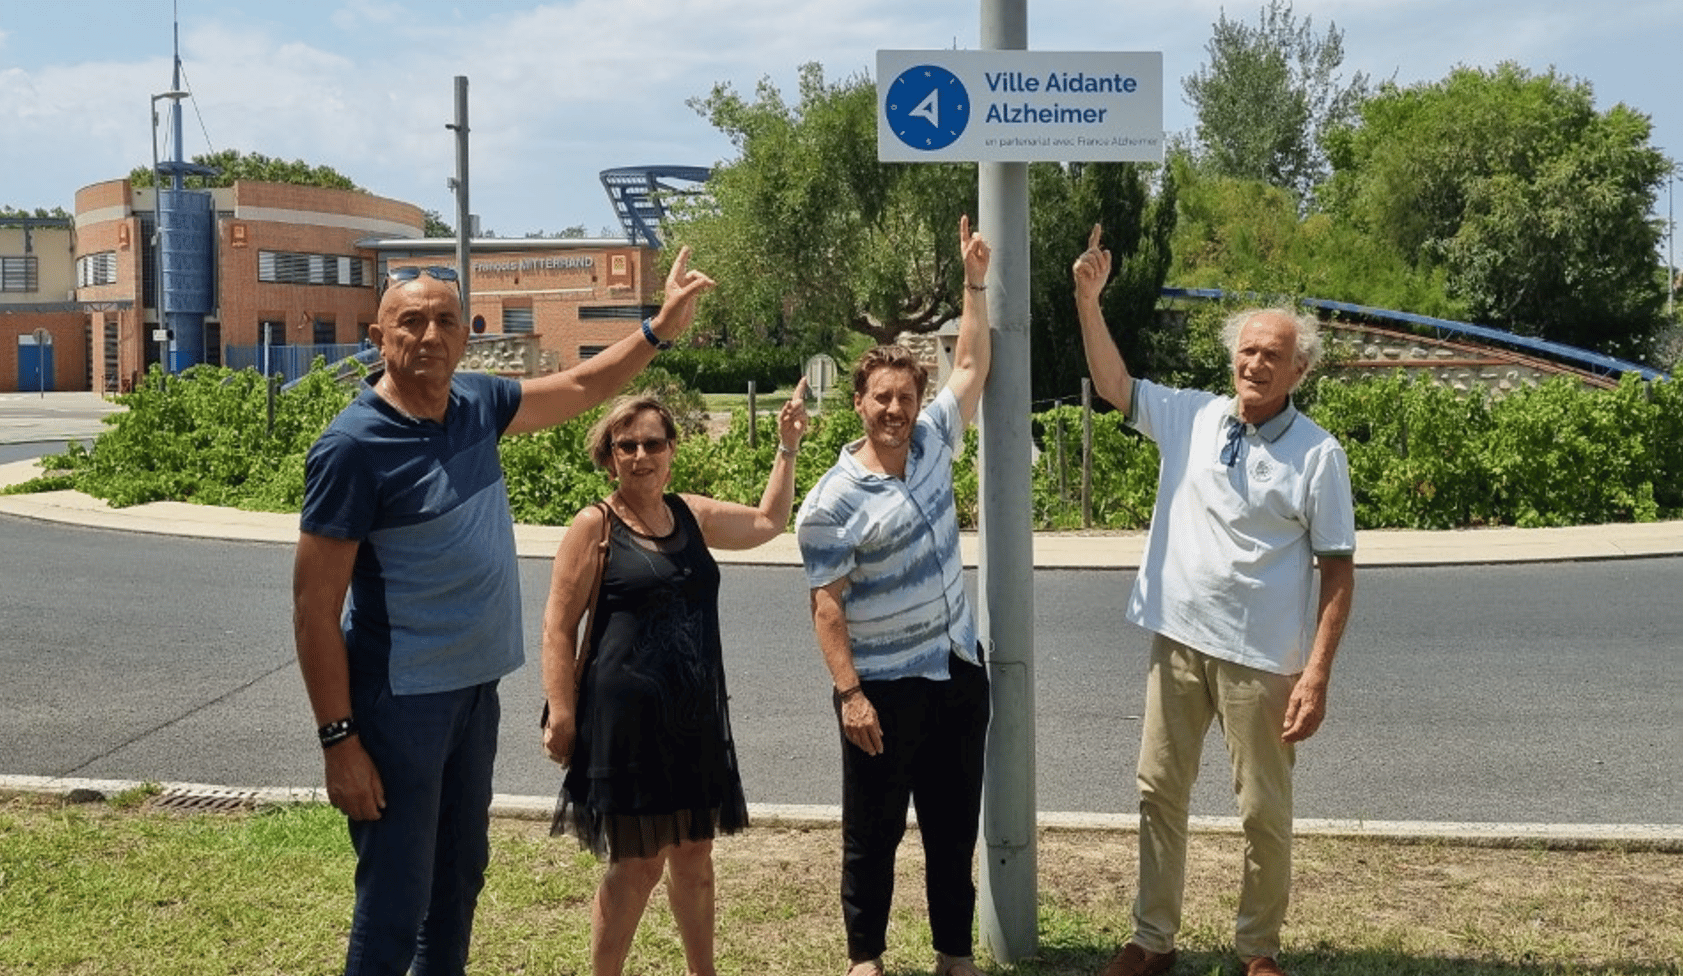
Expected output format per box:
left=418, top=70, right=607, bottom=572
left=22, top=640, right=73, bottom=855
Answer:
left=1028, top=162, right=1176, bottom=403
left=1165, top=154, right=1465, bottom=320
left=1322, top=63, right=1672, bottom=359
left=128, top=149, right=361, bottom=190
left=667, top=63, right=1177, bottom=404
left=0, top=205, right=71, bottom=219
left=1182, top=0, right=1368, bottom=206
left=667, top=63, right=976, bottom=351
left=423, top=210, right=454, bottom=237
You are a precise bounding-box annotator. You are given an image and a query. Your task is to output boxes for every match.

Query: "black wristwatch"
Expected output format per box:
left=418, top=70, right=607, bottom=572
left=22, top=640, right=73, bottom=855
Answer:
left=318, top=717, right=358, bottom=749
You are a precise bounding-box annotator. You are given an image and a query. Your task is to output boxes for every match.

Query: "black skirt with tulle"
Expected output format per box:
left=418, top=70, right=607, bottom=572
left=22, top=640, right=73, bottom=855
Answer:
left=552, top=494, right=749, bottom=860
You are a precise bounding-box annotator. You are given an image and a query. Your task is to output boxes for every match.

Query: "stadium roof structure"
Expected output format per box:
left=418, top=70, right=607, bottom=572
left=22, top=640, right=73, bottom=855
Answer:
left=1162, top=287, right=1665, bottom=382
left=598, top=166, right=711, bottom=248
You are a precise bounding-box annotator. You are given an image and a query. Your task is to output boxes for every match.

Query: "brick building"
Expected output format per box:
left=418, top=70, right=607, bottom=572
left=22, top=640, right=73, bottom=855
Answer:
left=0, top=178, right=662, bottom=393
left=370, top=237, right=662, bottom=374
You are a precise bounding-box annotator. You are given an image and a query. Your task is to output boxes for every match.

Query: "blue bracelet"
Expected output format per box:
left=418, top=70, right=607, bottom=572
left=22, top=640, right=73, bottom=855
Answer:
left=641, top=318, right=671, bottom=351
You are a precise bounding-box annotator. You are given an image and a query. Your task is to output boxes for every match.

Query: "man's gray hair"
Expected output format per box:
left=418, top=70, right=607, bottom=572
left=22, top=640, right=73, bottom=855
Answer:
left=1220, top=307, right=1324, bottom=382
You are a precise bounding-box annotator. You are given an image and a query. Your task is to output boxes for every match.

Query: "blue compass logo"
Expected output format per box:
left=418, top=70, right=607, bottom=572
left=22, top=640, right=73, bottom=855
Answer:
left=885, top=64, right=970, bottom=151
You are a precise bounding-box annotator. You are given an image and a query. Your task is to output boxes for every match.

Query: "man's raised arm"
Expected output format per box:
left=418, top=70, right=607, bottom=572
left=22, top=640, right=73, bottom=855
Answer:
left=1072, top=223, right=1134, bottom=415
left=505, top=246, right=715, bottom=436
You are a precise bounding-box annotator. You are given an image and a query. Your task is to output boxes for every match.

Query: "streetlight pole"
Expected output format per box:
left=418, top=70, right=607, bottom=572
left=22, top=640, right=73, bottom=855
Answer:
left=1668, top=165, right=1676, bottom=321
left=150, top=89, right=188, bottom=379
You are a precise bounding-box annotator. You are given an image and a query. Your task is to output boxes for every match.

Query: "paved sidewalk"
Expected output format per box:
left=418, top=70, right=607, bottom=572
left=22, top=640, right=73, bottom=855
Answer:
left=0, top=390, right=125, bottom=445
left=6, top=455, right=1683, bottom=568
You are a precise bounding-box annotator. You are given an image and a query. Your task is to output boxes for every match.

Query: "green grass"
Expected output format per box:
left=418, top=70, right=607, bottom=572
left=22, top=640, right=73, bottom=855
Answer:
left=703, top=388, right=850, bottom=418
left=0, top=794, right=1677, bottom=975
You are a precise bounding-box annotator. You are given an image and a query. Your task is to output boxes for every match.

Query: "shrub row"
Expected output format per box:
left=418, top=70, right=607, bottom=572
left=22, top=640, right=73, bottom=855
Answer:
left=657, top=346, right=805, bottom=394
left=14, top=364, right=1682, bottom=532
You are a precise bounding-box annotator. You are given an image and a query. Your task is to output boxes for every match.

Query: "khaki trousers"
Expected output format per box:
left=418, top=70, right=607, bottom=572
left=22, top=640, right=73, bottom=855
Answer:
left=1132, top=633, right=1297, bottom=960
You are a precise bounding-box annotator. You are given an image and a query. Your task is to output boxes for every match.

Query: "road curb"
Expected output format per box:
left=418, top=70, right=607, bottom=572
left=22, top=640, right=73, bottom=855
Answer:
left=8, top=775, right=1679, bottom=852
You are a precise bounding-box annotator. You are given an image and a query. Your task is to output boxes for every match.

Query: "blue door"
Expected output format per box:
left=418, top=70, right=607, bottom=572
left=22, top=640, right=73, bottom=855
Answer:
left=18, top=338, right=54, bottom=392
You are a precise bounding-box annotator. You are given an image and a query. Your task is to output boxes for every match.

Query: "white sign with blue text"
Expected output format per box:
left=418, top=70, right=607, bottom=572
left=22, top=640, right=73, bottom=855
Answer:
left=876, top=50, right=1163, bottom=163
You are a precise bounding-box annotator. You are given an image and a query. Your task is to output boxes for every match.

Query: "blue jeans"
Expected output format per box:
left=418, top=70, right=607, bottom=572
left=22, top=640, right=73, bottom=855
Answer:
left=837, top=650, right=990, bottom=962
left=343, top=679, right=501, bottom=976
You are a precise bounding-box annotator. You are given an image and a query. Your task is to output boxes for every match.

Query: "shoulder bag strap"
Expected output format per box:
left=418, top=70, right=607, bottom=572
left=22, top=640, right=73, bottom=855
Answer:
left=573, top=499, right=613, bottom=684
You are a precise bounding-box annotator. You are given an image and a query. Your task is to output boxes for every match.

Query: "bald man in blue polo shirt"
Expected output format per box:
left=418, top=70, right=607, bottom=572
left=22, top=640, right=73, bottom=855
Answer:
left=1072, top=224, right=1356, bottom=976
left=293, top=252, right=712, bottom=976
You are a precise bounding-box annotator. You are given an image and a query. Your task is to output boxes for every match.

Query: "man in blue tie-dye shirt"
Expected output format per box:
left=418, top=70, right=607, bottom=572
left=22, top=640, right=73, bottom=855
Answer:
left=795, top=217, right=994, bottom=976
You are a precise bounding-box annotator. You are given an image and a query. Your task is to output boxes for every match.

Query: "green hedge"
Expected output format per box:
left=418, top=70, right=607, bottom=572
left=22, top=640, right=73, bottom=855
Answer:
left=656, top=346, right=805, bottom=394
left=13, top=362, right=1682, bottom=532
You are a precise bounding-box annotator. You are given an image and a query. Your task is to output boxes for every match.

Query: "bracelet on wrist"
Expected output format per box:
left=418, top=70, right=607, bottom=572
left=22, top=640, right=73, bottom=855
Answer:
left=836, top=684, right=864, bottom=701
left=317, top=717, right=357, bottom=749
left=777, top=443, right=797, bottom=458
left=966, top=282, right=987, bottom=292
left=640, top=317, right=672, bottom=351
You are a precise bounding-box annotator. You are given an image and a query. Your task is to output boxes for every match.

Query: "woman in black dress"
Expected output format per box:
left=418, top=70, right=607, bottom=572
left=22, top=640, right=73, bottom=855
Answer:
left=540, top=383, right=807, bottom=976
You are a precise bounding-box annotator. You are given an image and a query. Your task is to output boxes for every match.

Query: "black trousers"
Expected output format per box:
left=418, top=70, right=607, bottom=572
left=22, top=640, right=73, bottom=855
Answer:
left=836, top=650, right=991, bottom=961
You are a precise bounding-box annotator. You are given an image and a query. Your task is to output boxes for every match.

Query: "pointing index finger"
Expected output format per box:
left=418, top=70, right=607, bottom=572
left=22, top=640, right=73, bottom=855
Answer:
left=1087, top=223, right=1103, bottom=252
left=668, top=245, right=692, bottom=281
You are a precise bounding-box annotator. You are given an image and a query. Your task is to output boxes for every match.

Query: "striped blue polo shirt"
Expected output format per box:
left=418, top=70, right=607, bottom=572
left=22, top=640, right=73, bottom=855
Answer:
left=796, top=387, right=978, bottom=682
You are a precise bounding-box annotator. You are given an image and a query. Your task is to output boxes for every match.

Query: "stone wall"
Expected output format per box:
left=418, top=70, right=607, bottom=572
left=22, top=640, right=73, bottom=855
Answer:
left=1325, top=324, right=1596, bottom=397
left=459, top=333, right=545, bottom=377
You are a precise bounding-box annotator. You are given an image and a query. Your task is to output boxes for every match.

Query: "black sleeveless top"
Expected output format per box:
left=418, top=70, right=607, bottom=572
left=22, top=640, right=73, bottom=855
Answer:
left=553, top=494, right=748, bottom=859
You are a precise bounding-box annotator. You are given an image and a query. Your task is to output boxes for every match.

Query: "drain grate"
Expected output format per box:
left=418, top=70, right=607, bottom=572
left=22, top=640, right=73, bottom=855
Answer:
left=146, top=787, right=260, bottom=814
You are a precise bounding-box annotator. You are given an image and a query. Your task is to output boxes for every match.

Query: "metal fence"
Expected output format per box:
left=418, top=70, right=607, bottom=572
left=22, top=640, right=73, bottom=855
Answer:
left=224, top=343, right=368, bottom=384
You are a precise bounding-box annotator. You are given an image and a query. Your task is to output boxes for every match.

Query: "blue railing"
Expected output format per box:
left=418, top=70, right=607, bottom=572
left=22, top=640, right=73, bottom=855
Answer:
left=225, top=343, right=369, bottom=385
left=1160, top=287, right=1666, bottom=381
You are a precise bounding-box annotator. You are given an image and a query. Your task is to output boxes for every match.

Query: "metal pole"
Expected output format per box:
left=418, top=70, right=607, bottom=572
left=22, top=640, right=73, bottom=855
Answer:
left=977, top=0, right=1037, bottom=963
left=1669, top=167, right=1675, bottom=321
left=1081, top=378, right=1094, bottom=529
left=150, top=98, right=166, bottom=379
left=35, top=329, right=47, bottom=398
left=747, top=380, right=758, bottom=450
left=452, top=76, right=472, bottom=322
left=1054, top=399, right=1066, bottom=514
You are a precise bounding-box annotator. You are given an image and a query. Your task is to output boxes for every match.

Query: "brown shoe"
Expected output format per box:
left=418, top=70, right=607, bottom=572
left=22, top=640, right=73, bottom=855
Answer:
left=1098, top=942, right=1176, bottom=976
left=1244, top=957, right=1286, bottom=976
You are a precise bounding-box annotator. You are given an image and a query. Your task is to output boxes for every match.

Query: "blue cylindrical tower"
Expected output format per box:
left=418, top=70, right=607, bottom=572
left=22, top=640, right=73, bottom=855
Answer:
left=160, top=187, right=214, bottom=371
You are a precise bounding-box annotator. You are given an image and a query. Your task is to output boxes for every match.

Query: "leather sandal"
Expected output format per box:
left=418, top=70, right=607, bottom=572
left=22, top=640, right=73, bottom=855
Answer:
left=846, top=958, right=885, bottom=976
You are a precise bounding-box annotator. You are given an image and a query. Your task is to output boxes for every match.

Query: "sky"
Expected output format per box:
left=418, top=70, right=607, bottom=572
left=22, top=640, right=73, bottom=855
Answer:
left=1, top=0, right=1679, bottom=253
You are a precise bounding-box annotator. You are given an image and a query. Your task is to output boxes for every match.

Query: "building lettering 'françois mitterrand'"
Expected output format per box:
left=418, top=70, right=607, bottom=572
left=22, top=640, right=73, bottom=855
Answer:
left=0, top=178, right=661, bottom=394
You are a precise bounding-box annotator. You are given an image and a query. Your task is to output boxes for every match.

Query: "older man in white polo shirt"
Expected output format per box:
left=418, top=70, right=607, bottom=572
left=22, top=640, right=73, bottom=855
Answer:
left=1071, top=225, right=1356, bottom=976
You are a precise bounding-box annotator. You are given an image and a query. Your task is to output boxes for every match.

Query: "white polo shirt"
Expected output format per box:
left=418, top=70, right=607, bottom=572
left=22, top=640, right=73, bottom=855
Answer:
left=1126, top=378, right=1355, bottom=675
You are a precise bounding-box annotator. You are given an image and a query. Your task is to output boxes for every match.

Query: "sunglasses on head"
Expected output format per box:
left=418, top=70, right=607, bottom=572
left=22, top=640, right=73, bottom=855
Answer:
left=387, top=265, right=459, bottom=285
left=612, top=437, right=672, bottom=457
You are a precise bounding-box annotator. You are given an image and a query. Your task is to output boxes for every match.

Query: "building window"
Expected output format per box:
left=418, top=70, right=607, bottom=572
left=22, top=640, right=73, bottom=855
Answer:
left=312, top=318, right=337, bottom=346
left=1, top=255, right=39, bottom=292
left=503, top=307, right=535, bottom=334
left=103, top=321, right=119, bottom=391
left=257, top=250, right=370, bottom=287
left=259, top=319, right=288, bottom=346
left=579, top=304, right=660, bottom=320
left=75, top=252, right=117, bottom=288
left=578, top=345, right=607, bottom=360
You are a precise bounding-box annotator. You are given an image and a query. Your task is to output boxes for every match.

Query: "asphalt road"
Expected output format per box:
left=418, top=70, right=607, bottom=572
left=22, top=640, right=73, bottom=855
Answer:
left=2, top=514, right=1678, bottom=825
